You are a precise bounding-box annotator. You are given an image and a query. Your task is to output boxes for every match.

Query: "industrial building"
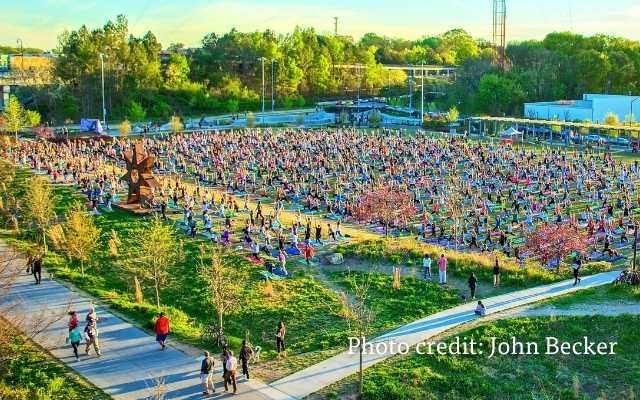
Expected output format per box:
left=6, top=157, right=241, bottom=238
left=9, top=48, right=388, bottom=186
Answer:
left=524, top=94, right=640, bottom=124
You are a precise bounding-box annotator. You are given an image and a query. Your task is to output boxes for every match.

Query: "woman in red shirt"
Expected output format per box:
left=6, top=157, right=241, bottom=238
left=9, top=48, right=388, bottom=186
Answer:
left=154, top=312, right=170, bottom=350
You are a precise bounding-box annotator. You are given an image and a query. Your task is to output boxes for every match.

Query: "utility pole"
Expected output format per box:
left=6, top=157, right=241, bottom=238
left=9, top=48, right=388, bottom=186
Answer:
left=357, top=63, right=361, bottom=115
left=16, top=39, right=24, bottom=82
left=271, top=59, right=276, bottom=112
left=99, top=53, right=106, bottom=128
left=259, top=57, right=266, bottom=115
left=408, top=65, right=412, bottom=111
left=420, top=61, right=425, bottom=119
left=334, top=17, right=338, bottom=36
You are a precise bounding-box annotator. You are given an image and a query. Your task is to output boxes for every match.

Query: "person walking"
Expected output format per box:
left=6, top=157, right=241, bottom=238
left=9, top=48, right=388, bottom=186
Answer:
left=493, top=258, right=501, bottom=288
left=154, top=312, right=170, bottom=350
left=32, top=253, right=42, bottom=284
left=84, top=306, right=101, bottom=357
left=572, top=255, right=582, bottom=286
left=68, top=311, right=79, bottom=332
left=224, top=350, right=238, bottom=393
left=276, top=321, right=286, bottom=358
left=468, top=272, right=478, bottom=300
left=200, top=351, right=215, bottom=396
left=68, top=325, right=82, bottom=361
left=239, top=340, right=254, bottom=380
left=303, top=244, right=314, bottom=266
left=437, top=254, right=447, bottom=285
left=422, top=254, right=432, bottom=280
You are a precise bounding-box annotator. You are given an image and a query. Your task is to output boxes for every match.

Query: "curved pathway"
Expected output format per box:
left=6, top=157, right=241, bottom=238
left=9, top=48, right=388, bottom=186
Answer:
left=0, top=238, right=622, bottom=399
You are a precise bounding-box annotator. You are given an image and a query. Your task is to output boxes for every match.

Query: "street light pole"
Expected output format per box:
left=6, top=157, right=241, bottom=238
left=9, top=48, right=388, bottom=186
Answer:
left=16, top=39, right=24, bottom=81
left=271, top=59, right=276, bottom=112
left=357, top=63, right=361, bottom=114
left=408, top=65, right=412, bottom=111
left=420, top=61, right=425, bottom=120
left=99, top=53, right=106, bottom=128
left=259, top=57, right=266, bottom=116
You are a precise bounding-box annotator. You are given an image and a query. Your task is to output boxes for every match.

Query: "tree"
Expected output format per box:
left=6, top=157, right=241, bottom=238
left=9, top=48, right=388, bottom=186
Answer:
left=164, top=54, right=190, bottom=88
left=24, top=176, right=55, bottom=253
left=170, top=115, right=183, bottom=133
left=2, top=96, right=25, bottom=138
left=344, top=269, right=375, bottom=398
left=61, top=202, right=101, bottom=276
left=445, top=106, right=460, bottom=126
left=129, top=215, right=183, bottom=307
left=119, top=119, right=131, bottom=136
left=198, top=245, right=241, bottom=345
left=353, top=185, right=417, bottom=234
left=522, top=223, right=590, bottom=273
left=24, top=110, right=41, bottom=128
left=127, top=100, right=147, bottom=122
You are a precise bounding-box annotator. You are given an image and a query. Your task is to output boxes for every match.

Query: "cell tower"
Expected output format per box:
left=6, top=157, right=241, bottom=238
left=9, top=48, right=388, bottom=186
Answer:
left=492, top=0, right=506, bottom=70
left=334, top=17, right=338, bottom=36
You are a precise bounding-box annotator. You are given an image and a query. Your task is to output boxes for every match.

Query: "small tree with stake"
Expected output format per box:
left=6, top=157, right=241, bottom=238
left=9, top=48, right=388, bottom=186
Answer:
left=353, top=185, right=417, bottom=235
left=344, top=269, right=375, bottom=399
left=128, top=215, right=183, bottom=308
left=24, top=176, right=55, bottom=253
left=61, top=202, right=101, bottom=276
left=522, top=223, right=590, bottom=273
left=198, top=245, right=241, bottom=346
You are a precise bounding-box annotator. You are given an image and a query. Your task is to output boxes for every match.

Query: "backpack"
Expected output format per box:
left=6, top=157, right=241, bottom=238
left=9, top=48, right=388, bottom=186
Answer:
left=225, top=356, right=237, bottom=371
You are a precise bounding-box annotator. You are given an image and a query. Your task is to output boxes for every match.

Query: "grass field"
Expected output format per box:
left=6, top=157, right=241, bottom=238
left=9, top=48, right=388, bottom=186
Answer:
left=0, top=320, right=109, bottom=400
left=0, top=164, right=460, bottom=376
left=320, top=315, right=640, bottom=400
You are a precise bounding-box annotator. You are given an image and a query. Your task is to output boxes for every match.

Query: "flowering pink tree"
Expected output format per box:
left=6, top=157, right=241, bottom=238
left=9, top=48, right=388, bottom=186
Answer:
left=522, top=223, right=590, bottom=272
left=354, top=186, right=416, bottom=234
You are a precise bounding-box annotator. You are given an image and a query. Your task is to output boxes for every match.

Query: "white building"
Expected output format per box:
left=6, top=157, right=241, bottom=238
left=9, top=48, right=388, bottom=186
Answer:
left=524, top=94, right=640, bottom=124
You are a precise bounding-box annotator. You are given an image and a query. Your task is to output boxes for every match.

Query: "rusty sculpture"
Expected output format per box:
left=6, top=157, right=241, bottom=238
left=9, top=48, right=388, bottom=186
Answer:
left=121, top=141, right=159, bottom=206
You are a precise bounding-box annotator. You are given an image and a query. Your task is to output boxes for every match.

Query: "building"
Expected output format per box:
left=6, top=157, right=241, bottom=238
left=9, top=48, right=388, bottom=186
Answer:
left=524, top=94, right=640, bottom=124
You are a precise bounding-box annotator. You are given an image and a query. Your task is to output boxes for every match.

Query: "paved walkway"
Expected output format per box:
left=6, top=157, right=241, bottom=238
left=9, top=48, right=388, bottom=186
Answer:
left=0, top=237, right=620, bottom=399
left=0, top=241, right=290, bottom=400
left=266, top=270, right=620, bottom=399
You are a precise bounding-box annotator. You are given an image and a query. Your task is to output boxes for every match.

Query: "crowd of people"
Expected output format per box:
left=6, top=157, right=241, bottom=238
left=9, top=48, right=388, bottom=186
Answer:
left=5, top=126, right=640, bottom=396
left=7, top=128, right=640, bottom=269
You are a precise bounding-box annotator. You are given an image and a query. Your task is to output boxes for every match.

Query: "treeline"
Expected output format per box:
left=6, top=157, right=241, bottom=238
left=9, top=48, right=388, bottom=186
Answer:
left=10, top=16, right=640, bottom=124
left=15, top=16, right=487, bottom=124
left=451, top=32, right=640, bottom=116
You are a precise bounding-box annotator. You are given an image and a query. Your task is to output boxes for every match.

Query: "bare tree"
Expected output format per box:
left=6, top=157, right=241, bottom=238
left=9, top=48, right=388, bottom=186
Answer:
left=198, top=245, right=241, bottom=346
left=344, top=268, right=376, bottom=398
left=0, top=243, right=70, bottom=358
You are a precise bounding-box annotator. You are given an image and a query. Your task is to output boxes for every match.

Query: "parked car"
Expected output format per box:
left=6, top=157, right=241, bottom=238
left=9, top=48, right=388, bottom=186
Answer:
left=583, top=134, right=606, bottom=143
left=610, top=136, right=630, bottom=146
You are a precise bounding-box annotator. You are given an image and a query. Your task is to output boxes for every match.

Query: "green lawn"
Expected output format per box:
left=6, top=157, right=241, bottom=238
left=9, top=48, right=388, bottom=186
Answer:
left=0, top=321, right=109, bottom=400
left=0, top=165, right=459, bottom=377
left=326, top=271, right=460, bottom=332
left=342, top=315, right=640, bottom=400
left=336, top=240, right=615, bottom=289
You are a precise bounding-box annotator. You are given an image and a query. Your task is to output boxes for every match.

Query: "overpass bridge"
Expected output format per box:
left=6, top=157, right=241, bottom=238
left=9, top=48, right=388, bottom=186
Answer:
left=334, top=64, right=456, bottom=80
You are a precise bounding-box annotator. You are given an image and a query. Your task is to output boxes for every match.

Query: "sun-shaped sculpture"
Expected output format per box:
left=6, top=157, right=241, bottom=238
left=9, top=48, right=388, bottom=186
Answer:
left=121, top=141, right=159, bottom=205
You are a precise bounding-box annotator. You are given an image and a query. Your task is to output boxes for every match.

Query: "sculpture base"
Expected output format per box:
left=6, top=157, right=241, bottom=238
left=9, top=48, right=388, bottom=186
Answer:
left=113, top=202, right=155, bottom=215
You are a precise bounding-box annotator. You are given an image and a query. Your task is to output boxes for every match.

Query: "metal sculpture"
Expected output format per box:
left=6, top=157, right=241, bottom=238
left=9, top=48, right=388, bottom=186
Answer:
left=121, top=141, right=159, bottom=205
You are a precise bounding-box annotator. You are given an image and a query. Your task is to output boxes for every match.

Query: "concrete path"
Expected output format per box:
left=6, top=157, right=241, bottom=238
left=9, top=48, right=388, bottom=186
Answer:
left=267, top=270, right=620, bottom=399
left=0, top=237, right=620, bottom=399
left=0, top=241, right=291, bottom=400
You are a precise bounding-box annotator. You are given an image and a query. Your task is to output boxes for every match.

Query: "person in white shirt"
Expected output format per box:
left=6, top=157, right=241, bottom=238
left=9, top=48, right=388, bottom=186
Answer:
left=224, top=350, right=238, bottom=393
left=422, top=254, right=432, bottom=280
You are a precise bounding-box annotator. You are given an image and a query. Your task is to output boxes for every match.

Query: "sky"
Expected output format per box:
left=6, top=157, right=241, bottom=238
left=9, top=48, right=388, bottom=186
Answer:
left=3, top=0, right=640, bottom=50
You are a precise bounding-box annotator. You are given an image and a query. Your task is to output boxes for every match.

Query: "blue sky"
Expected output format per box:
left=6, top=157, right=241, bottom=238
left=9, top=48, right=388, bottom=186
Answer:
left=4, top=0, right=640, bottom=50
